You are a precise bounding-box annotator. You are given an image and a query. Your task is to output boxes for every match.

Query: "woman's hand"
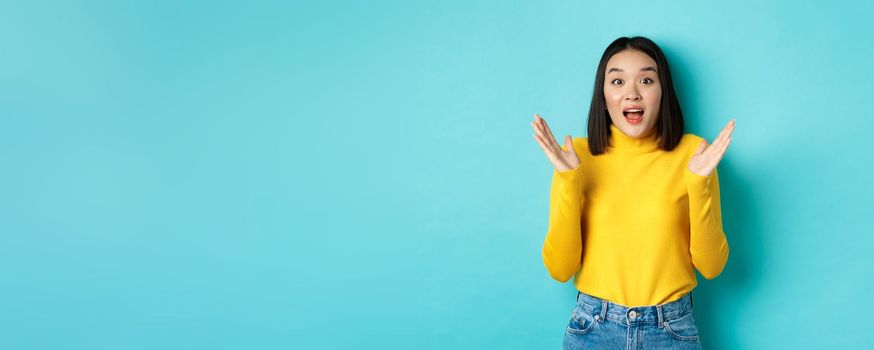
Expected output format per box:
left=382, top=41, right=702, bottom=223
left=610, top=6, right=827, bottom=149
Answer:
left=531, top=114, right=581, bottom=172
left=688, top=119, right=735, bottom=176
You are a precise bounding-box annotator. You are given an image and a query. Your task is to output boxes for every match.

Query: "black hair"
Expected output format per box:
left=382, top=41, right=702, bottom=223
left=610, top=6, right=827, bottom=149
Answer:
left=587, top=36, right=685, bottom=155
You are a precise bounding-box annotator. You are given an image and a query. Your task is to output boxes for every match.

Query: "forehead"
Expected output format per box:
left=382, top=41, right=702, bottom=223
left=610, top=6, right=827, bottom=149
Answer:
left=606, top=49, right=657, bottom=73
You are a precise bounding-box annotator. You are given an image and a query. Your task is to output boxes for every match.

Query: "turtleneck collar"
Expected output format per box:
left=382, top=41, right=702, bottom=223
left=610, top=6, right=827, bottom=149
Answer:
left=608, top=123, right=660, bottom=154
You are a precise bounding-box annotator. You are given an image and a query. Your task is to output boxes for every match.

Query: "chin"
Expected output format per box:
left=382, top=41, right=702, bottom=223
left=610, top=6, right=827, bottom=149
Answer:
left=625, top=128, right=645, bottom=137
left=623, top=124, right=655, bottom=138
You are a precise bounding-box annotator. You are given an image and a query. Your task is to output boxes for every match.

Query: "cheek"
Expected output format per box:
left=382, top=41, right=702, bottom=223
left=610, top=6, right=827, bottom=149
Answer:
left=643, top=86, right=661, bottom=100
left=645, top=89, right=662, bottom=111
left=605, top=90, right=623, bottom=106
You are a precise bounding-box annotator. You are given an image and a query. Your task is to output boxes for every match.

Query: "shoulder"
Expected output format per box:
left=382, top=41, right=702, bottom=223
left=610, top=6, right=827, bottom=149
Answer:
left=572, top=136, right=590, bottom=151
left=676, top=133, right=707, bottom=155
left=572, top=136, right=591, bottom=158
left=558, top=136, right=592, bottom=159
left=680, top=133, right=707, bottom=146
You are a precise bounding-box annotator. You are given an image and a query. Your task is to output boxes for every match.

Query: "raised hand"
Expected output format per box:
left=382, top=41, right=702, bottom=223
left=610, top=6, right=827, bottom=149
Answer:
left=688, top=119, right=735, bottom=176
left=531, top=114, right=581, bottom=172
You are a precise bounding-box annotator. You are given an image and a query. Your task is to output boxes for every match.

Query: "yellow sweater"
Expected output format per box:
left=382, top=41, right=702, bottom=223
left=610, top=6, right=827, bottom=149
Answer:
left=542, top=123, right=729, bottom=307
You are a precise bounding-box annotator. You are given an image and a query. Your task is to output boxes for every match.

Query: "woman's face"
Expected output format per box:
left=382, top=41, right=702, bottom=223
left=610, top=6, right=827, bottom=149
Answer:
left=603, top=49, right=662, bottom=139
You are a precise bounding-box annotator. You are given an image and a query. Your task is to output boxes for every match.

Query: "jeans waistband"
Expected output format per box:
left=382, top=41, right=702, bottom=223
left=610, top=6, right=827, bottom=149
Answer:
left=575, top=290, right=695, bottom=326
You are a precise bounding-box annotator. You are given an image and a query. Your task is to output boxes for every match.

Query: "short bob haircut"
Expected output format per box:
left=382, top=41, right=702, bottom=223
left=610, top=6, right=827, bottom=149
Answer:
left=587, top=36, right=685, bottom=155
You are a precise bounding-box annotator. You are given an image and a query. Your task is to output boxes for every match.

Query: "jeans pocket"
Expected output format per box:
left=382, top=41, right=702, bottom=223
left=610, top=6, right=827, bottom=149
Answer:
left=662, top=312, right=700, bottom=342
left=565, top=310, right=596, bottom=335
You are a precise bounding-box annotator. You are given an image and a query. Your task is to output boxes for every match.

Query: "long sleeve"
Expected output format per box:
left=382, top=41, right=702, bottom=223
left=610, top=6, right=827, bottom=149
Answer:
left=683, top=167, right=729, bottom=280
left=541, top=164, right=585, bottom=282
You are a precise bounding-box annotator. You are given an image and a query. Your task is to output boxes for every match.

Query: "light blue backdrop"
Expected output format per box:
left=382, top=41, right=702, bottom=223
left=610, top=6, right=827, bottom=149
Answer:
left=1, top=0, right=871, bottom=349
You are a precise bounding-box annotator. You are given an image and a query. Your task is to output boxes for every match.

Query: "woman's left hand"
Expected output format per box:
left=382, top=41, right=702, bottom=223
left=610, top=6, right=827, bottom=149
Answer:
left=688, top=119, right=735, bottom=176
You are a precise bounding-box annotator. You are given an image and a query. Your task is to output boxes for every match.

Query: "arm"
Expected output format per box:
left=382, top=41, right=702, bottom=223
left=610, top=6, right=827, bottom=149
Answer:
left=684, top=167, right=730, bottom=279
left=541, top=163, right=585, bottom=282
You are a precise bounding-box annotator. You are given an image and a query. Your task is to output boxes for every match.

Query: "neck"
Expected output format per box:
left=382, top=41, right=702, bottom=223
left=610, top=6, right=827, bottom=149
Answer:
left=608, top=123, right=659, bottom=153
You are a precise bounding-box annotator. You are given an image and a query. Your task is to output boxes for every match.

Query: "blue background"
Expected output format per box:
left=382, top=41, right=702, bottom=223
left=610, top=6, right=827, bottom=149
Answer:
left=2, top=0, right=872, bottom=348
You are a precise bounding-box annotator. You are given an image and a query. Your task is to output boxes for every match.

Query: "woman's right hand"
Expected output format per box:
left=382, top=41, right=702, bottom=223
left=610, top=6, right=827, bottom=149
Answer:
left=531, top=114, right=581, bottom=172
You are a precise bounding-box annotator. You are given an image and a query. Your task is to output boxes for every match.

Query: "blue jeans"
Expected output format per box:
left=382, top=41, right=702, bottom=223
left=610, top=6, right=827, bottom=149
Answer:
left=563, top=290, right=702, bottom=349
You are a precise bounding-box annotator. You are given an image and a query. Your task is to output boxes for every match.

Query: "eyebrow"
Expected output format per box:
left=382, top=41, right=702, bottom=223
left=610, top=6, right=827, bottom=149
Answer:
left=607, top=66, right=657, bottom=73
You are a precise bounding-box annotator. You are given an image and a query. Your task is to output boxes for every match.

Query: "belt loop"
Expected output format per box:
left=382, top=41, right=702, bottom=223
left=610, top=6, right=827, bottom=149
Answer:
left=600, top=300, right=608, bottom=322
left=690, top=291, right=694, bottom=309
left=656, top=304, right=664, bottom=328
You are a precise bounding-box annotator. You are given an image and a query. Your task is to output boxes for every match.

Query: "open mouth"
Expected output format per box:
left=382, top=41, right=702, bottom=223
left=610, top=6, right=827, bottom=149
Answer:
left=622, top=106, right=644, bottom=124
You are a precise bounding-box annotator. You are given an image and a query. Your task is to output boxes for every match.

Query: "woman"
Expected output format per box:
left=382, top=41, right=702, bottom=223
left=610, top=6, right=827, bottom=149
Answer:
left=531, top=36, right=735, bottom=349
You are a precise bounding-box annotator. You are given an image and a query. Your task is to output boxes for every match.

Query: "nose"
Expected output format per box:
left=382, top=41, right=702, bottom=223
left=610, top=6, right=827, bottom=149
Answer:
left=622, top=80, right=641, bottom=99
left=624, top=88, right=641, bottom=101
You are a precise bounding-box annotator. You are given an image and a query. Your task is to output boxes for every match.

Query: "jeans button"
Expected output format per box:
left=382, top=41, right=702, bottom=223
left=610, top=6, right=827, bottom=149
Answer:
left=629, top=310, right=638, bottom=318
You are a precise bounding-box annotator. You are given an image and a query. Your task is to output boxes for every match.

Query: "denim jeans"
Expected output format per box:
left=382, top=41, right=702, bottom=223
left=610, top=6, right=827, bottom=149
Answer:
left=563, top=290, right=702, bottom=350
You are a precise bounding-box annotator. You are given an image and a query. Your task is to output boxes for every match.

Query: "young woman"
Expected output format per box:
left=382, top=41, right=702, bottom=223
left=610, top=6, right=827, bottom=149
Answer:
left=531, top=36, right=735, bottom=349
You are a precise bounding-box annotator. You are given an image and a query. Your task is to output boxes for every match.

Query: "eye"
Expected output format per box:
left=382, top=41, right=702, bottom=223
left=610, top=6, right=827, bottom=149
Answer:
left=611, top=79, right=623, bottom=85
left=641, top=78, right=654, bottom=84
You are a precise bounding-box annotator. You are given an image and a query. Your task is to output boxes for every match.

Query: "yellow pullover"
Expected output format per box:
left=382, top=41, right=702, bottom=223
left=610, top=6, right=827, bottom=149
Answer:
left=542, top=123, right=729, bottom=307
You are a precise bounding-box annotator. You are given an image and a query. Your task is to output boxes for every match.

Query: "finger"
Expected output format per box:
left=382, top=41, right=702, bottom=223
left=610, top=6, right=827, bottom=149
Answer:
left=532, top=115, right=552, bottom=145
left=564, top=135, right=575, bottom=153
left=537, top=115, right=561, bottom=150
left=703, top=137, right=721, bottom=157
left=722, top=119, right=736, bottom=141
left=532, top=119, right=559, bottom=154
left=531, top=119, right=549, bottom=144
left=711, top=120, right=735, bottom=150
left=710, top=124, right=730, bottom=150
left=534, top=114, right=548, bottom=139
left=531, top=121, right=543, bottom=144
left=703, top=139, right=725, bottom=159
left=719, top=136, right=732, bottom=156
left=711, top=136, right=732, bottom=165
left=704, top=122, right=733, bottom=157
left=533, top=133, right=555, bottom=158
left=531, top=121, right=543, bottom=137
left=704, top=140, right=730, bottom=172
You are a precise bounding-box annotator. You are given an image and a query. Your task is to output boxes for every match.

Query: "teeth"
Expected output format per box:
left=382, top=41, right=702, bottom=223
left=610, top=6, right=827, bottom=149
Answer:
left=623, top=109, right=644, bottom=117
